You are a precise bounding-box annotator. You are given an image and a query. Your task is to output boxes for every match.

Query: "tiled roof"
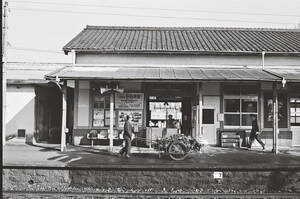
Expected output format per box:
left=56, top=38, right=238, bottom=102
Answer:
left=63, top=26, right=300, bottom=55
left=45, top=65, right=281, bottom=82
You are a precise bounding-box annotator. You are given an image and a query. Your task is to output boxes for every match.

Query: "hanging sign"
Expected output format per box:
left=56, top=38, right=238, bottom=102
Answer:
left=115, top=93, right=144, bottom=109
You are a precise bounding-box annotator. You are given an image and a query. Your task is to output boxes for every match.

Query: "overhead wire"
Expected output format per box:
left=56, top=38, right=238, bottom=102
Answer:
left=9, top=46, right=63, bottom=54
left=8, top=0, right=300, bottom=18
left=10, top=7, right=296, bottom=25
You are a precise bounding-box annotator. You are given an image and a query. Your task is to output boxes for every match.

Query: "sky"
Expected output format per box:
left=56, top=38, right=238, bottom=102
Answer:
left=4, top=0, right=300, bottom=63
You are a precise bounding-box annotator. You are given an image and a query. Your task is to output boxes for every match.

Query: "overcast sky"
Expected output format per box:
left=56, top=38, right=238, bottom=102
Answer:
left=5, top=0, right=300, bottom=63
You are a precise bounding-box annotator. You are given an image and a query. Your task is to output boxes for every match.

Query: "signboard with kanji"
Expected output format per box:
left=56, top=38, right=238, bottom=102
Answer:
left=115, top=93, right=144, bottom=109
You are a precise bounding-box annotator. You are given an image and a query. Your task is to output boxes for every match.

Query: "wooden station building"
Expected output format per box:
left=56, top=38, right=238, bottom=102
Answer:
left=43, top=26, right=300, bottom=151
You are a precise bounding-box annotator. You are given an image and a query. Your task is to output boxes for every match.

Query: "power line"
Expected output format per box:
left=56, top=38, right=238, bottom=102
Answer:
left=11, top=7, right=296, bottom=25
left=9, top=46, right=63, bottom=54
left=9, top=0, right=300, bottom=18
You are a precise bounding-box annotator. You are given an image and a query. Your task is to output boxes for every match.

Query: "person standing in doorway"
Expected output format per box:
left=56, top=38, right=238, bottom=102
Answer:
left=248, top=114, right=265, bottom=150
left=166, top=114, right=176, bottom=128
left=119, top=115, right=133, bottom=158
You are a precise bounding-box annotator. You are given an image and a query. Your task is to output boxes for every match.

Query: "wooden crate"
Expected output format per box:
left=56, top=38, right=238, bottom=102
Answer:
left=221, top=132, right=240, bottom=148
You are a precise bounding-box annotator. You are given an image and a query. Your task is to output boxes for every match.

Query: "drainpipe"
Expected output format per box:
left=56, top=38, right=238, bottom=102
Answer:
left=261, top=51, right=265, bottom=70
left=71, top=50, right=76, bottom=65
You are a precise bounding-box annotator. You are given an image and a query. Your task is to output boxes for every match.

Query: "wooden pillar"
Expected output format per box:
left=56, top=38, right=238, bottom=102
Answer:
left=109, top=92, right=114, bottom=152
left=272, top=82, right=279, bottom=154
left=60, top=82, right=67, bottom=152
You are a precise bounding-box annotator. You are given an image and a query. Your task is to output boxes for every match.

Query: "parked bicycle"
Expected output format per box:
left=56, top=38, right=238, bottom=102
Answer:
left=154, top=134, right=203, bottom=161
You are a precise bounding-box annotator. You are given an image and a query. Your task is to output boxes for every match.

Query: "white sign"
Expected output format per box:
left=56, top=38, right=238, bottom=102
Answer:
left=213, top=172, right=223, bottom=179
left=116, top=93, right=144, bottom=109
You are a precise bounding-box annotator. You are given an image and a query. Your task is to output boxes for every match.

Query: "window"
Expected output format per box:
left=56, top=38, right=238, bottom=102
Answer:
left=92, top=93, right=116, bottom=127
left=202, top=109, right=214, bottom=124
left=290, top=98, right=300, bottom=126
left=223, top=84, right=258, bottom=127
left=263, top=93, right=287, bottom=128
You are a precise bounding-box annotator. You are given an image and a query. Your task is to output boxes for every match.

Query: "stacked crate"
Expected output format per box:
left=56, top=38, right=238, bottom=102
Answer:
left=221, top=132, right=240, bottom=148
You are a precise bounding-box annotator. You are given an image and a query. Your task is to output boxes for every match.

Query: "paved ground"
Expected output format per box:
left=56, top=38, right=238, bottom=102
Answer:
left=3, top=138, right=300, bottom=169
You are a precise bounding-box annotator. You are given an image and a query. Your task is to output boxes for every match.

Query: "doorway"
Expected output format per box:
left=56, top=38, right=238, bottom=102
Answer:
left=202, top=96, right=220, bottom=145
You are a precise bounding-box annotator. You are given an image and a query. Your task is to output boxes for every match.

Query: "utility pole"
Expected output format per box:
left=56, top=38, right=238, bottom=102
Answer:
left=2, top=1, right=8, bottom=146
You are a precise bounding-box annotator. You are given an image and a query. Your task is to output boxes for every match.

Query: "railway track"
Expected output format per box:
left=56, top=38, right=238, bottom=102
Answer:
left=3, top=190, right=300, bottom=199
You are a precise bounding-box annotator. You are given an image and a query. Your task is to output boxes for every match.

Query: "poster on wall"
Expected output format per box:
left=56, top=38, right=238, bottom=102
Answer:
left=118, top=110, right=143, bottom=128
left=115, top=93, right=144, bottom=109
left=93, top=109, right=104, bottom=127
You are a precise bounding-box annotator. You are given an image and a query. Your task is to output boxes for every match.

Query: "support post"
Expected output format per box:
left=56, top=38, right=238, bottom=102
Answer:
left=2, top=1, right=8, bottom=146
left=109, top=92, right=114, bottom=152
left=272, top=82, right=279, bottom=154
left=60, top=82, right=67, bottom=152
left=198, top=82, right=203, bottom=140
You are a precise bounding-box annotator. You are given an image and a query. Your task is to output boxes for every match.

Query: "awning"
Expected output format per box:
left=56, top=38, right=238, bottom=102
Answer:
left=45, top=65, right=282, bottom=82
left=264, top=68, right=300, bottom=82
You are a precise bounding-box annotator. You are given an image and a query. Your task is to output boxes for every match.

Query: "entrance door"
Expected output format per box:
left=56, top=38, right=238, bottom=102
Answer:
left=202, top=96, right=220, bottom=145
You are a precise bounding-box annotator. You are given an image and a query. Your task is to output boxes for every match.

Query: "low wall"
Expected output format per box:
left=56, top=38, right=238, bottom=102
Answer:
left=3, top=168, right=300, bottom=193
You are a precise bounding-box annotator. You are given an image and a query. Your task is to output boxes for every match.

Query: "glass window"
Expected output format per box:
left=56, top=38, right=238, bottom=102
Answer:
left=203, top=109, right=214, bottom=124
left=264, top=93, right=287, bottom=128
left=224, top=114, right=240, bottom=126
left=290, top=98, right=300, bottom=126
left=224, top=99, right=240, bottom=112
left=242, top=99, right=257, bottom=113
left=242, top=114, right=255, bottom=126
left=223, top=84, right=258, bottom=127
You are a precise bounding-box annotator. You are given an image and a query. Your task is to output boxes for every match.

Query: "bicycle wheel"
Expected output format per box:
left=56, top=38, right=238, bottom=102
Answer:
left=168, top=141, right=188, bottom=161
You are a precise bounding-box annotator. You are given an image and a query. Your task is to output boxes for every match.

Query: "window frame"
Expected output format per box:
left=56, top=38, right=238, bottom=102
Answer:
left=290, top=97, right=300, bottom=126
left=223, top=84, right=258, bottom=128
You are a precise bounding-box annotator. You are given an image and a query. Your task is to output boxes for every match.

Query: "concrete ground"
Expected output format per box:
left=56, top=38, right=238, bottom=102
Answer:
left=3, top=137, right=300, bottom=169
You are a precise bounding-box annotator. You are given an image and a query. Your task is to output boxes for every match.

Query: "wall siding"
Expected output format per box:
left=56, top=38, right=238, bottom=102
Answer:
left=6, top=85, right=35, bottom=141
left=76, top=53, right=300, bottom=67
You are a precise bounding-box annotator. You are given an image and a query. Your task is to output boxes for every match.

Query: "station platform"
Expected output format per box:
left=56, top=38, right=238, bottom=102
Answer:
left=3, top=138, right=300, bottom=170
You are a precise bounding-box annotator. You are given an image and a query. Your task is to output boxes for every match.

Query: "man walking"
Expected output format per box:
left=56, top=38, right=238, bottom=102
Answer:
left=248, top=114, right=265, bottom=150
left=119, top=115, right=133, bottom=158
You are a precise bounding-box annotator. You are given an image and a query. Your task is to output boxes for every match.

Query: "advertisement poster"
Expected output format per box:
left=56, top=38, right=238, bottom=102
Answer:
left=93, top=109, right=104, bottom=127
left=118, top=110, right=143, bottom=128
left=115, top=93, right=144, bottom=109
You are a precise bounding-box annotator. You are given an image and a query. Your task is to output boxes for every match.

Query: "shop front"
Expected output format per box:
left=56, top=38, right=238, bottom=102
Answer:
left=71, top=80, right=198, bottom=146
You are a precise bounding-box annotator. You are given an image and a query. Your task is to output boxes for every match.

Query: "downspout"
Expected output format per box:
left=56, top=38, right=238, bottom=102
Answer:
left=261, top=51, right=265, bottom=70
left=261, top=52, right=287, bottom=154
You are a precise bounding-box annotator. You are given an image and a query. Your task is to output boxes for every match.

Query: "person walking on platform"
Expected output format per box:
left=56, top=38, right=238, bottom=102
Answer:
left=248, top=114, right=265, bottom=150
left=119, top=115, right=133, bottom=158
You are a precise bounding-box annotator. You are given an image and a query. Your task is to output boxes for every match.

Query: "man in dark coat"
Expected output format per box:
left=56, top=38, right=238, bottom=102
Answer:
left=119, top=115, right=133, bottom=158
left=248, top=114, right=265, bottom=150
